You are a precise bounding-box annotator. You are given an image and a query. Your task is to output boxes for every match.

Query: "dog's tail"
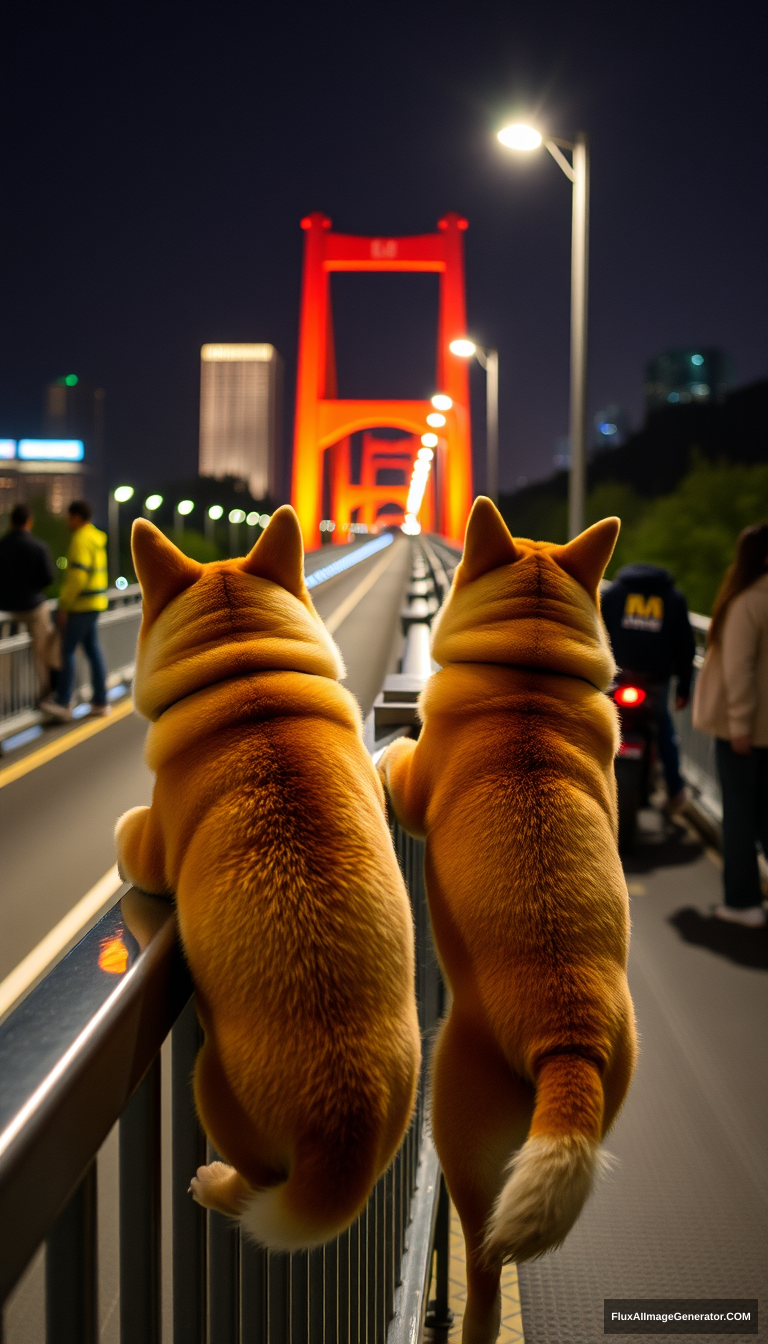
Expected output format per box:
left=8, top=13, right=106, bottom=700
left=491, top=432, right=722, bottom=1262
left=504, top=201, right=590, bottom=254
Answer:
left=238, top=1140, right=375, bottom=1253
left=483, top=1054, right=609, bottom=1264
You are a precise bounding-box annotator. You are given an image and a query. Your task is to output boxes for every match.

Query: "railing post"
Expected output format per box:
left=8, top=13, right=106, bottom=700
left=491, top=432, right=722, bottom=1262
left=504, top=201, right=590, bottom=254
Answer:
left=425, top=1173, right=453, bottom=1333
left=241, top=1236, right=268, bottom=1342
left=209, top=1209, right=240, bottom=1343
left=172, top=998, right=207, bottom=1342
left=119, top=1056, right=161, bottom=1343
left=45, top=1162, right=98, bottom=1344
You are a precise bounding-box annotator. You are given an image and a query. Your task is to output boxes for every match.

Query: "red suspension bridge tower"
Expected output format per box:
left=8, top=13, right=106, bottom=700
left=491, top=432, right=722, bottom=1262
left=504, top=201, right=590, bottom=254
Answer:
left=291, top=212, right=473, bottom=547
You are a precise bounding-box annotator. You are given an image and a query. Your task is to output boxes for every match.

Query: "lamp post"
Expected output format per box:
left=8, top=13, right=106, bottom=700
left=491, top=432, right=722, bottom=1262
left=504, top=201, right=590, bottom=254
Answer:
left=144, top=493, right=163, bottom=519
left=497, top=123, right=590, bottom=539
left=109, top=486, right=134, bottom=583
left=175, top=499, right=194, bottom=541
left=206, top=503, right=223, bottom=542
left=228, top=508, right=246, bottom=557
left=448, top=341, right=499, bottom=504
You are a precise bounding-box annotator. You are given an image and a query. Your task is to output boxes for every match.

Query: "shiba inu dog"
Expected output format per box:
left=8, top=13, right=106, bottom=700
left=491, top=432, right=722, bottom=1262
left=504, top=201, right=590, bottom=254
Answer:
left=116, top=507, right=420, bottom=1249
left=379, top=499, right=637, bottom=1343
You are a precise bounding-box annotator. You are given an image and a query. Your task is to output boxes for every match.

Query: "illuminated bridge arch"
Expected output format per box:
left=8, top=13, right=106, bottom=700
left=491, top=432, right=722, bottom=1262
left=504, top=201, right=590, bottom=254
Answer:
left=291, top=212, right=472, bottom=545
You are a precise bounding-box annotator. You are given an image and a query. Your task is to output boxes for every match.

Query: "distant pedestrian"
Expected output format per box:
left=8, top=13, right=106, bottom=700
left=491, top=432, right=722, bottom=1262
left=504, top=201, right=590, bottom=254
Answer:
left=602, top=562, right=696, bottom=810
left=693, top=523, right=768, bottom=928
left=0, top=503, right=58, bottom=701
left=40, top=500, right=110, bottom=722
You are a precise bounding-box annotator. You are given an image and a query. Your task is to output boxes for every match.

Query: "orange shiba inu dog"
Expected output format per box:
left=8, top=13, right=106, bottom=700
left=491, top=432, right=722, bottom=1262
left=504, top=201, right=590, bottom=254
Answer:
left=379, top=499, right=637, bottom=1343
left=116, top=508, right=420, bottom=1249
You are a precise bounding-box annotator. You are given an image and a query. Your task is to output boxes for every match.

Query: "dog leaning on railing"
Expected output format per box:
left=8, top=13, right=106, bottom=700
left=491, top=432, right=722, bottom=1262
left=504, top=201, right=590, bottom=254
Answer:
left=379, top=499, right=637, bottom=1344
left=115, top=506, right=420, bottom=1250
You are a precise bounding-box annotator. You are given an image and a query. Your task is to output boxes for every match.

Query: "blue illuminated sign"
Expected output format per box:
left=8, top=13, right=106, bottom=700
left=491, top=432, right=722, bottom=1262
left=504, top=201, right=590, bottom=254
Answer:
left=0, top=440, right=15, bottom=460
left=17, top=439, right=85, bottom=461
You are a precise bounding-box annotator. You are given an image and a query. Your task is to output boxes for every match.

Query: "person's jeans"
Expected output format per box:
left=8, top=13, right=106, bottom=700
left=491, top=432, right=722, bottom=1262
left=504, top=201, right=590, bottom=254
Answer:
left=56, top=612, right=108, bottom=708
left=715, top=738, right=768, bottom=909
left=652, top=681, right=686, bottom=798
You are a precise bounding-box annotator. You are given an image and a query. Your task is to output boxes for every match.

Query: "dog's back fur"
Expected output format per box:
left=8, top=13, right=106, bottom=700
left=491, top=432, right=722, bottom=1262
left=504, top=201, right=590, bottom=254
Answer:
left=117, top=508, right=420, bottom=1249
left=379, top=499, right=636, bottom=1341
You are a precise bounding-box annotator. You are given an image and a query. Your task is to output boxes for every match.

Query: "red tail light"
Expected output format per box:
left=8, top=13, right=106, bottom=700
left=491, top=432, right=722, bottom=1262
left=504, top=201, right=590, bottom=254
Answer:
left=614, top=685, right=646, bottom=707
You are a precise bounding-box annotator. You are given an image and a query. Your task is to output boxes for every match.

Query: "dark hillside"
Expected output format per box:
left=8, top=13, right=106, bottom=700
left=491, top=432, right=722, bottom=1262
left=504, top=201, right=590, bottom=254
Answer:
left=501, top=379, right=767, bottom=532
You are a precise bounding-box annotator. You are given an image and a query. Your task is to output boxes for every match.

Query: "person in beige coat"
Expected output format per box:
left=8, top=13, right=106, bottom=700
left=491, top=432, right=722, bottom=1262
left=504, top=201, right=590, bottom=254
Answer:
left=693, top=523, right=768, bottom=927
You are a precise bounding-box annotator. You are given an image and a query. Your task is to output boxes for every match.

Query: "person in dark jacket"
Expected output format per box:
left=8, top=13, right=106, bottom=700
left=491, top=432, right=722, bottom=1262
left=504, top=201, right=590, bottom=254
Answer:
left=601, top=563, right=696, bottom=808
left=0, top=503, right=58, bottom=700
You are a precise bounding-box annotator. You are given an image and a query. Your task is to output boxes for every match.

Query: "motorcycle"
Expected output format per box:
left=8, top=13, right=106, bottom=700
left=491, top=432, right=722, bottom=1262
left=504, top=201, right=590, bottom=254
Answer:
left=612, top=673, right=659, bottom=850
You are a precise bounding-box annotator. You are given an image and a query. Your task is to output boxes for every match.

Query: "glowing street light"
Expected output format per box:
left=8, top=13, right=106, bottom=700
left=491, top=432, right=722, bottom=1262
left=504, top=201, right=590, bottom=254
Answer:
left=497, top=123, right=542, bottom=151
left=448, top=339, right=476, bottom=359
left=109, top=486, right=134, bottom=583
left=450, top=340, right=499, bottom=504
left=174, top=499, right=194, bottom=540
left=204, top=502, right=223, bottom=541
left=144, top=494, right=163, bottom=512
left=497, top=120, right=590, bottom=537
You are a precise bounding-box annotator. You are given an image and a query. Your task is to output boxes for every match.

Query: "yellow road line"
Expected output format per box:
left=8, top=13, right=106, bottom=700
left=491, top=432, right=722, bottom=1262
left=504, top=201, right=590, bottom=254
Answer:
left=0, top=864, right=124, bottom=1021
left=324, top=542, right=402, bottom=635
left=0, top=697, right=135, bottom=790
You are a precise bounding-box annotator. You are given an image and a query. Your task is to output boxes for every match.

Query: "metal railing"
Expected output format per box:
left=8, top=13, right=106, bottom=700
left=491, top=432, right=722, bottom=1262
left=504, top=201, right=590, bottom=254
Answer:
left=0, top=539, right=393, bottom=739
left=0, top=542, right=449, bottom=1344
left=0, top=586, right=143, bottom=736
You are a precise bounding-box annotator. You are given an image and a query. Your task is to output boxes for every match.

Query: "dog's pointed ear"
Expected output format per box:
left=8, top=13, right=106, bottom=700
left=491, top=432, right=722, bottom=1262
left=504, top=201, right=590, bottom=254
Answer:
left=457, top=496, right=522, bottom=584
left=131, top=519, right=203, bottom=622
left=553, top=517, right=620, bottom=596
left=240, top=505, right=306, bottom=599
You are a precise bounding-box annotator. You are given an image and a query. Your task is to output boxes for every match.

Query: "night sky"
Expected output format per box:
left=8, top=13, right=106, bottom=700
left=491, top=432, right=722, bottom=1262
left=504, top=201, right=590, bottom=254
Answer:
left=1, top=0, right=765, bottom=498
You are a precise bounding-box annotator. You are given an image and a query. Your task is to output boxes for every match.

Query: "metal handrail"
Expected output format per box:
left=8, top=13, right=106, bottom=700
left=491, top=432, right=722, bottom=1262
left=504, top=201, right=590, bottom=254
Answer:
left=0, top=540, right=395, bottom=735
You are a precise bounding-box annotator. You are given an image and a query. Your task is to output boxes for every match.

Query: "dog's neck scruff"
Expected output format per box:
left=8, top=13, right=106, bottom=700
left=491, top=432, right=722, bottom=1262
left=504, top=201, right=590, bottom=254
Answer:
left=129, top=509, right=346, bottom=724
left=430, top=500, right=619, bottom=695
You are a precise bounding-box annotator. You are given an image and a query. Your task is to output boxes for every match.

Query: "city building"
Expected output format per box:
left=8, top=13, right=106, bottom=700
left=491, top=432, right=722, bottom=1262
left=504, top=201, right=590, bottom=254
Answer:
left=592, top=406, right=630, bottom=451
left=0, top=438, right=89, bottom=521
left=645, top=348, right=732, bottom=413
left=0, top=374, right=102, bottom=522
left=199, top=344, right=283, bottom=500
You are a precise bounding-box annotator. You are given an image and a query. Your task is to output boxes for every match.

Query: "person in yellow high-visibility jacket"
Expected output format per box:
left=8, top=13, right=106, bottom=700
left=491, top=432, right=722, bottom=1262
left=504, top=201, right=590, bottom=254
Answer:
left=40, top=500, right=110, bottom=722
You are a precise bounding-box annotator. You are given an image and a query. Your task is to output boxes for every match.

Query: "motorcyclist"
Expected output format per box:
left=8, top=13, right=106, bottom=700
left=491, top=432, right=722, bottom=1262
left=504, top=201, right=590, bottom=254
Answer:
left=601, top=563, right=696, bottom=810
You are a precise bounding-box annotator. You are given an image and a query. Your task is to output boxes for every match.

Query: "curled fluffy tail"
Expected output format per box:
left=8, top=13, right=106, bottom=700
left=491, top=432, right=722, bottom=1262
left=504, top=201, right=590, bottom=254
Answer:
left=484, top=1055, right=610, bottom=1264
left=238, top=1144, right=375, bottom=1253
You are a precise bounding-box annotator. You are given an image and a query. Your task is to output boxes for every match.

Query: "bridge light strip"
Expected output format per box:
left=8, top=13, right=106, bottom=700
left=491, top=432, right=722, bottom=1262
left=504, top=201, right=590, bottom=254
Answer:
left=305, top=532, right=393, bottom=590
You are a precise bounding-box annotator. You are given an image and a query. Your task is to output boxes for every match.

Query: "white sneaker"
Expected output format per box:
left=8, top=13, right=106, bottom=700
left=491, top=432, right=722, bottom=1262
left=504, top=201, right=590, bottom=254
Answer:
left=712, top=904, right=767, bottom=928
left=39, top=697, right=72, bottom=723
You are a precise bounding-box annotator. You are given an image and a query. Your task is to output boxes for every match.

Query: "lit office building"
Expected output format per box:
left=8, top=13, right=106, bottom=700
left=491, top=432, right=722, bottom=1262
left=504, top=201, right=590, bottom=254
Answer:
left=199, top=344, right=283, bottom=500
left=645, top=348, right=732, bottom=412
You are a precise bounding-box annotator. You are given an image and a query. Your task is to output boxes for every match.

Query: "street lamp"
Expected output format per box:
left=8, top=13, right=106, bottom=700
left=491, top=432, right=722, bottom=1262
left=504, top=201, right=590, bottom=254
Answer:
left=228, top=508, right=246, bottom=556
left=175, top=499, right=194, bottom=540
left=206, top=503, right=223, bottom=542
left=498, top=122, right=590, bottom=539
left=109, top=485, right=134, bottom=583
left=449, top=340, right=499, bottom=505
left=144, top=493, right=163, bottom=516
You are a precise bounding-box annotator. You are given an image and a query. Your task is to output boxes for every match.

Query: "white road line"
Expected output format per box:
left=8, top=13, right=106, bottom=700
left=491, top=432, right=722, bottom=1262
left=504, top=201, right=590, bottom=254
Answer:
left=324, top=543, right=402, bottom=635
left=0, top=864, right=124, bottom=1021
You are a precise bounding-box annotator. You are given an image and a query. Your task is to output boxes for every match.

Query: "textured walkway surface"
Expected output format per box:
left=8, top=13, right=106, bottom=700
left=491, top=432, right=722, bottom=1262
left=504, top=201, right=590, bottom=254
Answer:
left=445, top=1203, right=524, bottom=1343
left=518, top=809, right=768, bottom=1343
